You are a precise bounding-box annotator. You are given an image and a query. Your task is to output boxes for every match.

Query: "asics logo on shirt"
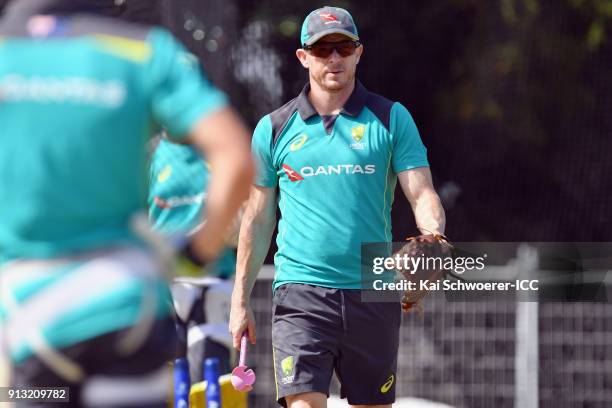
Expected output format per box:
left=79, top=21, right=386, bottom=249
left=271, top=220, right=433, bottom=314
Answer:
left=290, top=134, right=308, bottom=151
left=157, top=165, right=173, bottom=183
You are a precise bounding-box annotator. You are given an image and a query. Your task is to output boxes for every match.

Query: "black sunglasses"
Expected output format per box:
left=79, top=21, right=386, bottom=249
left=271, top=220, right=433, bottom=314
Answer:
left=304, top=40, right=361, bottom=58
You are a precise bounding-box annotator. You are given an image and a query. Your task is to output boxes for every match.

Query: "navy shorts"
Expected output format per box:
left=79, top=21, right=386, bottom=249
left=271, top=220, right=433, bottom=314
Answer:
left=271, top=283, right=401, bottom=406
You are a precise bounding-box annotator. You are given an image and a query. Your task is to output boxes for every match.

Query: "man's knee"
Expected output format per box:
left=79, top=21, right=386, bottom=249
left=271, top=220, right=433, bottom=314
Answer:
left=285, top=391, right=327, bottom=408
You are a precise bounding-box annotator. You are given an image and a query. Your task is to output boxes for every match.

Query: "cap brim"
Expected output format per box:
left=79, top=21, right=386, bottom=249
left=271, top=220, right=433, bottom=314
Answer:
left=303, top=29, right=359, bottom=46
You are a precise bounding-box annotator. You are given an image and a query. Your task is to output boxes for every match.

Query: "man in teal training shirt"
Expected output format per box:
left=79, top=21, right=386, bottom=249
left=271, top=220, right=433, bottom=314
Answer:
left=0, top=0, right=253, bottom=405
left=149, top=138, right=238, bottom=278
left=230, top=6, right=446, bottom=408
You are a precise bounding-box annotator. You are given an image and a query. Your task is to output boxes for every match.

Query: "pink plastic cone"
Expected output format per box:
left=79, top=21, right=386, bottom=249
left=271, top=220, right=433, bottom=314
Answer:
left=231, top=332, right=256, bottom=392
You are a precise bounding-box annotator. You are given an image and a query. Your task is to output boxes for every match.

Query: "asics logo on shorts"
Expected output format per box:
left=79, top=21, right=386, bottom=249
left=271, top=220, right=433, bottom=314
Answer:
left=380, top=374, right=394, bottom=393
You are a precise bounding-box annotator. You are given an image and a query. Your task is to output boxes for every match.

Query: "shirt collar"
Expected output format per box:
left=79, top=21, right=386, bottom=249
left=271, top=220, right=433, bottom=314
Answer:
left=296, top=80, right=369, bottom=121
left=342, top=80, right=369, bottom=117
left=296, top=83, right=318, bottom=121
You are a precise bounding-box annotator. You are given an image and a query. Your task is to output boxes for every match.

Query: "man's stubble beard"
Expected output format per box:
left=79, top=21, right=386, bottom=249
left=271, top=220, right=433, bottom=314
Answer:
left=312, top=65, right=356, bottom=93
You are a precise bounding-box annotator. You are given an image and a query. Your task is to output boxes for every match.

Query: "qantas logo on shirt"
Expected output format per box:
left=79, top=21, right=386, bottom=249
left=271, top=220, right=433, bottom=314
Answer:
left=282, top=164, right=376, bottom=182
left=282, top=164, right=304, bottom=182
left=153, top=193, right=205, bottom=209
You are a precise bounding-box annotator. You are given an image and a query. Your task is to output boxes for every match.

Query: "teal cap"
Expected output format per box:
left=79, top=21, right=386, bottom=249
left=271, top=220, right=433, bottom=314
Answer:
left=300, top=6, right=359, bottom=47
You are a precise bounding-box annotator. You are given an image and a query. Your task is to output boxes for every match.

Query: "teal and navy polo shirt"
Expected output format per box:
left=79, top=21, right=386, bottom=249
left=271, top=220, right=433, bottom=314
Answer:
left=252, top=81, right=429, bottom=290
left=0, top=11, right=227, bottom=262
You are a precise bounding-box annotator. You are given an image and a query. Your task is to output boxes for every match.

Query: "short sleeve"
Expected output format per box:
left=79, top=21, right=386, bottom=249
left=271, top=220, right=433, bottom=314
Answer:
left=251, top=116, right=278, bottom=187
left=390, top=102, right=429, bottom=173
left=146, top=28, right=228, bottom=140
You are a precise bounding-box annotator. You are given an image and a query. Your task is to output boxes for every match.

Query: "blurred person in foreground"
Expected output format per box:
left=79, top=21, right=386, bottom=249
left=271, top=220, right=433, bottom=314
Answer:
left=230, top=6, right=445, bottom=408
left=0, top=0, right=253, bottom=406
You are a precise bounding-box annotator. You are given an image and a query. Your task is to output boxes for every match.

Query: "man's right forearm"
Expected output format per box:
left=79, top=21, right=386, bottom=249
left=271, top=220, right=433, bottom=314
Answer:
left=232, top=199, right=276, bottom=306
left=185, top=107, right=254, bottom=261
